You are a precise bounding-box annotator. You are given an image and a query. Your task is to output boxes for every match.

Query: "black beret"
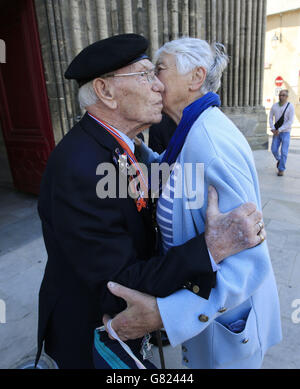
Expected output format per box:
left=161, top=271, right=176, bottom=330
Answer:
left=64, top=34, right=149, bottom=86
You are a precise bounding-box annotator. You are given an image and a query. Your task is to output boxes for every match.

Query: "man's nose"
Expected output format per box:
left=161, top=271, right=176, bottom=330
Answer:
left=152, top=76, right=165, bottom=93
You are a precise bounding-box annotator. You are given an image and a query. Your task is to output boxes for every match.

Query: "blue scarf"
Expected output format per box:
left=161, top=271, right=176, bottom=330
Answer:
left=161, top=92, right=221, bottom=166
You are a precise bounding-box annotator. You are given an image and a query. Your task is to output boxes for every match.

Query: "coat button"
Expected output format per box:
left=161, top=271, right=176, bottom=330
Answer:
left=218, top=307, right=227, bottom=313
left=192, top=285, right=200, bottom=294
left=183, top=357, right=189, bottom=363
left=182, top=346, right=187, bottom=352
left=198, top=314, right=209, bottom=322
left=242, top=338, right=249, bottom=344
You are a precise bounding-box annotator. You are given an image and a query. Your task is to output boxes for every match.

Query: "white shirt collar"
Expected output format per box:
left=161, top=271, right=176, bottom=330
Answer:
left=88, top=113, right=135, bottom=154
left=112, top=127, right=135, bottom=154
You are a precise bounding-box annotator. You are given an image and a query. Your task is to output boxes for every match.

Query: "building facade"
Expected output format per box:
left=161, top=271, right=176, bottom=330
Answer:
left=0, top=0, right=268, bottom=194
left=263, top=0, right=300, bottom=136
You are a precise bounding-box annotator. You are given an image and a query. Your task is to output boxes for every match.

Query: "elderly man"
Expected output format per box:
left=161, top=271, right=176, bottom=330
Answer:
left=35, top=34, right=264, bottom=369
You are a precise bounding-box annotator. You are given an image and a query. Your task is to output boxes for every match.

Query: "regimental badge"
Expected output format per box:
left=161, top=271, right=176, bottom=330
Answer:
left=118, top=153, right=126, bottom=167
left=128, top=174, right=148, bottom=212
left=112, top=147, right=122, bottom=167
left=112, top=148, right=128, bottom=176
left=112, top=148, right=148, bottom=212
left=118, top=153, right=129, bottom=174
left=136, top=197, right=147, bottom=212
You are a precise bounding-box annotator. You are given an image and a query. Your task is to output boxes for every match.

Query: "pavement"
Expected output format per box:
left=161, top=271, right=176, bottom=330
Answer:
left=0, top=136, right=300, bottom=369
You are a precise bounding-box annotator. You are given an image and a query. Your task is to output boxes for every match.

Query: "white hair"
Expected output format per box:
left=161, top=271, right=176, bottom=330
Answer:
left=78, top=80, right=99, bottom=110
left=154, top=37, right=229, bottom=94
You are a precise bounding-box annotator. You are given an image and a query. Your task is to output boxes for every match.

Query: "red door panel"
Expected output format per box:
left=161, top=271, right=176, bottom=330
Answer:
left=0, top=0, right=55, bottom=194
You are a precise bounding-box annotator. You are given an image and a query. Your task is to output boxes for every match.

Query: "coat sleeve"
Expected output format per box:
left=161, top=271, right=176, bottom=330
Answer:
left=137, top=141, right=165, bottom=165
left=46, top=164, right=215, bottom=317
left=157, top=156, right=271, bottom=347
left=269, top=105, right=275, bottom=130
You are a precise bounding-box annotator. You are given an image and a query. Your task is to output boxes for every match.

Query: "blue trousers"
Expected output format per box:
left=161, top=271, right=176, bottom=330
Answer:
left=271, top=132, right=290, bottom=171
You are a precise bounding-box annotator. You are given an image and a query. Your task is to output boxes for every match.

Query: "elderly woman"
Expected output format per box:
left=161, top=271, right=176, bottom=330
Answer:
left=129, top=38, right=282, bottom=369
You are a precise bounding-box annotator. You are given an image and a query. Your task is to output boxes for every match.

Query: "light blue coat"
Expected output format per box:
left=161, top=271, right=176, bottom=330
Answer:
left=140, top=106, right=282, bottom=369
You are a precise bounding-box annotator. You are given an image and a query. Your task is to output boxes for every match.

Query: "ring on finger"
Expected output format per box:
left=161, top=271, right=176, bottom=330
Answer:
left=257, top=221, right=264, bottom=233
left=259, top=232, right=265, bottom=244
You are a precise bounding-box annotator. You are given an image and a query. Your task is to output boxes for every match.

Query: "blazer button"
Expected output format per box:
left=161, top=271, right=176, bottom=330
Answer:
left=242, top=338, right=249, bottom=344
left=182, top=346, right=187, bottom=352
left=198, top=314, right=209, bottom=322
left=218, top=307, right=227, bottom=313
left=183, top=357, right=189, bottom=363
left=192, top=285, right=200, bottom=294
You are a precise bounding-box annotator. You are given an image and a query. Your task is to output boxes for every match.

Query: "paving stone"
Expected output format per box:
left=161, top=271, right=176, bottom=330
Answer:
left=0, top=139, right=300, bottom=369
left=263, top=199, right=300, bottom=226
left=268, top=244, right=297, bottom=286
left=289, top=253, right=300, bottom=289
left=262, top=317, right=300, bottom=369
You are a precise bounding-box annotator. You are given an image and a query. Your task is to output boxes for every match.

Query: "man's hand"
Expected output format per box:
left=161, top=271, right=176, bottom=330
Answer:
left=103, top=282, right=162, bottom=341
left=134, top=136, right=143, bottom=147
left=205, top=186, right=265, bottom=265
left=272, top=129, right=279, bottom=136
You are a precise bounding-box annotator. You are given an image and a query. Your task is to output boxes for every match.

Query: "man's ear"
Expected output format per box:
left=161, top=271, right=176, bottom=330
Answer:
left=93, top=78, right=117, bottom=109
left=190, top=66, right=206, bottom=92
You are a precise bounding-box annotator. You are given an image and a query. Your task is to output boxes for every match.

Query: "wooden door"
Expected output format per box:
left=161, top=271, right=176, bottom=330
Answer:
left=0, top=0, right=55, bottom=194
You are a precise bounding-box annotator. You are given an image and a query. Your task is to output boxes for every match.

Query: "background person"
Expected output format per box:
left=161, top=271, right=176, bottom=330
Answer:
left=270, top=89, right=295, bottom=176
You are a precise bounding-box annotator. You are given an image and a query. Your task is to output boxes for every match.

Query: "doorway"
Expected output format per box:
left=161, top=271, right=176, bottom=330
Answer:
left=0, top=0, right=55, bottom=195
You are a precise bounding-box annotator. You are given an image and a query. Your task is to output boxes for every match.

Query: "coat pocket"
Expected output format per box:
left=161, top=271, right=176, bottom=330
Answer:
left=212, top=307, right=260, bottom=368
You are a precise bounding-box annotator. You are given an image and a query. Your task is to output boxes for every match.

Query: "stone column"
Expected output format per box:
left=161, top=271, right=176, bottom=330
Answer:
left=181, top=0, right=189, bottom=37
left=122, top=0, right=133, bottom=33
left=171, top=0, right=179, bottom=40
left=221, top=0, right=229, bottom=107
left=244, top=0, right=253, bottom=107
left=205, top=0, right=268, bottom=149
left=148, top=0, right=159, bottom=58
left=162, top=0, right=169, bottom=43
left=96, top=0, right=109, bottom=39
left=259, top=0, right=267, bottom=106
left=34, top=0, right=268, bottom=149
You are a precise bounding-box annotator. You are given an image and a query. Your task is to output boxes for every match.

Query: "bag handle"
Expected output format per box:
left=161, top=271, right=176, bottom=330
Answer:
left=98, top=320, right=147, bottom=369
left=282, top=102, right=290, bottom=116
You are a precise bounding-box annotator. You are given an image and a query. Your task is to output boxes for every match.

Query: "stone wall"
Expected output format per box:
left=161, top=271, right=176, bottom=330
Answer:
left=34, top=0, right=268, bottom=149
left=222, top=107, right=268, bottom=150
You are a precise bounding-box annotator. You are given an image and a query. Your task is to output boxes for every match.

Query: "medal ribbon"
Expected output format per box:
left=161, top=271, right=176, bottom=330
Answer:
left=88, top=113, right=148, bottom=211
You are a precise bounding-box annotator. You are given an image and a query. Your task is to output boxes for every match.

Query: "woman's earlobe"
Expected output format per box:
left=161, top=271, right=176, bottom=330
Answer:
left=190, top=67, right=206, bottom=91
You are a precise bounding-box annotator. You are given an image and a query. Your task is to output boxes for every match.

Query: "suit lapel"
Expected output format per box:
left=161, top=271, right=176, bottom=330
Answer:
left=80, top=112, right=151, bottom=215
left=79, top=112, right=125, bottom=154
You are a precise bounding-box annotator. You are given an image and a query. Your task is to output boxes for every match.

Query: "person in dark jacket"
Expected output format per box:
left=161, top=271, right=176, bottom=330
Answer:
left=149, top=113, right=176, bottom=153
left=35, top=34, right=265, bottom=369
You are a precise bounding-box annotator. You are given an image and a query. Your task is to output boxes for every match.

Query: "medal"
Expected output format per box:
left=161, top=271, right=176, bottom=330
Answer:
left=90, top=113, right=148, bottom=212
